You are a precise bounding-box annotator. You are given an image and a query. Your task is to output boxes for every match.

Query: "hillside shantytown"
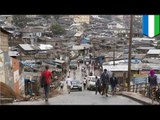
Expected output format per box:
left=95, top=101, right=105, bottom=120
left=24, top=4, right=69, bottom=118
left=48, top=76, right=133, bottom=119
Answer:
left=0, top=15, right=160, bottom=105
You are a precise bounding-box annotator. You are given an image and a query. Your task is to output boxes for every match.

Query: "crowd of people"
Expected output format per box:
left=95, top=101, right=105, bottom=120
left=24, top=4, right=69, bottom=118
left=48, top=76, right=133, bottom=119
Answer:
left=39, top=63, right=160, bottom=103
left=94, top=69, right=118, bottom=96
left=39, top=63, right=119, bottom=102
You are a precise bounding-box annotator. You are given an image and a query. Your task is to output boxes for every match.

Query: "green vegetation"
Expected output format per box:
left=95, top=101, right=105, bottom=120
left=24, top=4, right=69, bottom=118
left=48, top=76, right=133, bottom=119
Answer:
left=50, top=23, right=66, bottom=35
left=156, top=40, right=160, bottom=48
left=12, top=15, right=31, bottom=28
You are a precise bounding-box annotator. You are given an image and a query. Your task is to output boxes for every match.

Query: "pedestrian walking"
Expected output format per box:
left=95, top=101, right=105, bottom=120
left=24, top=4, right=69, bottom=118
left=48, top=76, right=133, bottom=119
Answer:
left=40, top=65, right=52, bottom=101
left=28, top=81, right=33, bottom=96
left=66, top=76, right=72, bottom=94
left=73, top=70, right=76, bottom=79
left=110, top=73, right=118, bottom=95
left=60, top=80, right=64, bottom=91
left=81, top=67, right=84, bottom=76
left=95, top=76, right=102, bottom=95
left=77, top=60, right=80, bottom=67
left=89, top=71, right=93, bottom=76
left=83, top=68, right=87, bottom=77
left=100, top=69, right=110, bottom=97
left=148, top=69, right=158, bottom=103
left=83, top=77, right=87, bottom=90
left=68, top=69, right=71, bottom=77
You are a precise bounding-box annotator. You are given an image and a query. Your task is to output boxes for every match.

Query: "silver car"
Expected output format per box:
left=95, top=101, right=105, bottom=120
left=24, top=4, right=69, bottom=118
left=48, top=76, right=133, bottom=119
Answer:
left=71, top=80, right=83, bottom=91
left=69, top=60, right=77, bottom=69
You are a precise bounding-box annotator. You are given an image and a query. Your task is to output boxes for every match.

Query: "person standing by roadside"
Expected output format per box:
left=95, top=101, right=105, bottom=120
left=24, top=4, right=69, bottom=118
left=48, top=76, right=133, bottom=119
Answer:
left=66, top=76, right=72, bottom=94
left=60, top=80, right=64, bottom=91
left=100, top=69, right=110, bottom=97
left=40, top=65, right=52, bottom=101
left=110, top=73, right=118, bottom=95
left=148, top=69, right=158, bottom=101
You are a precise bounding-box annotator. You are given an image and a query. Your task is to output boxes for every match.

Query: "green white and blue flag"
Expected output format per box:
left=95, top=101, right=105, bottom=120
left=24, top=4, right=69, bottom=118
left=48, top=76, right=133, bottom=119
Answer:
left=143, top=15, right=160, bottom=38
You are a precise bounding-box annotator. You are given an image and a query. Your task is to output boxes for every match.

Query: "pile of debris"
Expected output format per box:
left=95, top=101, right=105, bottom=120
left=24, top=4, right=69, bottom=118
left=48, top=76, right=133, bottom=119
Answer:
left=14, top=88, right=62, bottom=102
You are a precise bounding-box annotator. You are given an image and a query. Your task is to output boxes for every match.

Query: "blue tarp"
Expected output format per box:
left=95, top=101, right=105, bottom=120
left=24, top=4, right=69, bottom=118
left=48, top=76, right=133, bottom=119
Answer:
left=81, top=37, right=90, bottom=44
left=96, top=56, right=105, bottom=64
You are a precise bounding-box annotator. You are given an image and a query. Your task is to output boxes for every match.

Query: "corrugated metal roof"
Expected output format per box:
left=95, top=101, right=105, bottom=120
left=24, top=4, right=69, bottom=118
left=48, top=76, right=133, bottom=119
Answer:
left=80, top=44, right=93, bottom=48
left=132, top=37, right=155, bottom=41
left=141, top=63, right=160, bottom=70
left=9, top=51, right=19, bottom=56
left=103, top=63, right=160, bottom=72
left=143, top=58, right=160, bottom=64
left=53, top=59, right=65, bottom=64
left=147, top=49, right=160, bottom=54
left=39, top=44, right=53, bottom=50
left=74, top=32, right=83, bottom=37
left=105, top=52, right=123, bottom=58
left=72, top=45, right=84, bottom=50
left=136, top=47, right=155, bottom=50
left=19, top=44, right=34, bottom=51
left=21, top=27, right=44, bottom=33
left=132, top=54, right=146, bottom=59
left=102, top=63, right=146, bottom=71
left=103, top=64, right=128, bottom=71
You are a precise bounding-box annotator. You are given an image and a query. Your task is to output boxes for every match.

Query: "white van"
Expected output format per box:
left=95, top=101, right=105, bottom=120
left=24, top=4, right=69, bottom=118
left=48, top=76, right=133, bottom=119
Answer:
left=86, top=76, right=100, bottom=90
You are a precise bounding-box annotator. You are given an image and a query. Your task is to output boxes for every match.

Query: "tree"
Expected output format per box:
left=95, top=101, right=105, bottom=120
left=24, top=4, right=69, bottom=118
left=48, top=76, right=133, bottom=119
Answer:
left=12, top=15, right=31, bottom=28
left=156, top=40, right=160, bottom=48
left=50, top=23, right=66, bottom=35
left=155, top=35, right=160, bottom=40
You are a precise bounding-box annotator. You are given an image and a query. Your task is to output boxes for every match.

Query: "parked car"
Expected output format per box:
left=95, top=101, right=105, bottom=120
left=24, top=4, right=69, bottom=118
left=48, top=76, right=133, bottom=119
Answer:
left=87, top=76, right=100, bottom=90
left=71, top=80, right=82, bottom=91
left=84, top=56, right=90, bottom=65
left=77, top=56, right=84, bottom=63
left=69, top=60, right=77, bottom=69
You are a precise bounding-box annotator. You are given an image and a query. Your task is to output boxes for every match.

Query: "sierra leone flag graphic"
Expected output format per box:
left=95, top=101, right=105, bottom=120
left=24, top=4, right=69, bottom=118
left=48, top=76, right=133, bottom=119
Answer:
left=143, top=15, right=160, bottom=38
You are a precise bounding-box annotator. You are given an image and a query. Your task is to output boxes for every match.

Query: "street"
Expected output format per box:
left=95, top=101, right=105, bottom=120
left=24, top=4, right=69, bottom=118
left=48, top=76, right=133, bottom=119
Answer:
left=9, top=90, right=142, bottom=105
left=9, top=63, right=142, bottom=105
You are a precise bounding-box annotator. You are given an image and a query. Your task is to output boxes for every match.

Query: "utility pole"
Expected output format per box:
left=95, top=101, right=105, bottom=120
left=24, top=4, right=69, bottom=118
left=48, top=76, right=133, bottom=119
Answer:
left=127, top=15, right=133, bottom=92
left=113, top=38, right=116, bottom=66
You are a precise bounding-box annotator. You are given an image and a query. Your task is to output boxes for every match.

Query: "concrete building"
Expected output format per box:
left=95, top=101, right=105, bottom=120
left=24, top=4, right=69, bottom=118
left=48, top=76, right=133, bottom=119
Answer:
left=72, top=15, right=90, bottom=24
left=107, top=21, right=125, bottom=29
left=0, top=49, right=5, bottom=83
left=0, top=27, right=10, bottom=52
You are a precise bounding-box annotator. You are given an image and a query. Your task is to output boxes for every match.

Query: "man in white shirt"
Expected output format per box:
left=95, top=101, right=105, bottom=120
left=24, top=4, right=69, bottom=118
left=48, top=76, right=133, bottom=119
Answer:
left=60, top=80, right=64, bottom=91
left=66, top=76, right=72, bottom=94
